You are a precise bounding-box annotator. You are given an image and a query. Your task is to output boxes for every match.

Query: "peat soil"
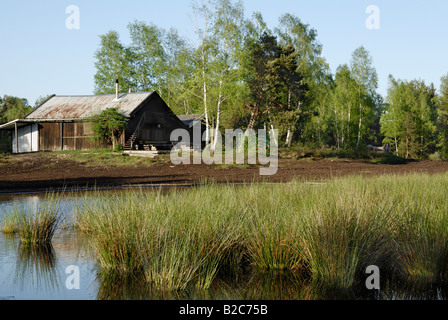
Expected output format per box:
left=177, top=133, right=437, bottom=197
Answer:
left=1, top=153, right=448, bottom=194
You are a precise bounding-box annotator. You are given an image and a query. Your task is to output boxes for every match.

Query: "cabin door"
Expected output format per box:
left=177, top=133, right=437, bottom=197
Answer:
left=150, top=124, right=163, bottom=141
left=142, top=124, right=163, bottom=141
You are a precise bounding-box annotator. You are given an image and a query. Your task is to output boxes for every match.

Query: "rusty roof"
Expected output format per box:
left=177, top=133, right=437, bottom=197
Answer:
left=177, top=114, right=204, bottom=127
left=26, top=92, right=154, bottom=120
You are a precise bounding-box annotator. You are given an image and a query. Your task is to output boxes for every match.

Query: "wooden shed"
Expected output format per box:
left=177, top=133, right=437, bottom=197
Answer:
left=0, top=91, right=189, bottom=153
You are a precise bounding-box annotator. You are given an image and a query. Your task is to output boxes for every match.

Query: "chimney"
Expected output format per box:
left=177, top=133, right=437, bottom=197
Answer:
left=115, top=79, right=119, bottom=100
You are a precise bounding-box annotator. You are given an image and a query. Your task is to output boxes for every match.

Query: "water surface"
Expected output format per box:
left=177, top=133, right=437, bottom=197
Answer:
left=0, top=194, right=98, bottom=300
left=1, top=191, right=447, bottom=300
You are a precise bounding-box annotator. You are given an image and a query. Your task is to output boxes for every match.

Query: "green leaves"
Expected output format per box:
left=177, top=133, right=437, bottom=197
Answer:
left=309, top=47, right=382, bottom=151
left=91, top=108, right=128, bottom=149
left=380, top=77, right=438, bottom=159
left=93, top=31, right=134, bottom=95
left=88, top=1, right=448, bottom=158
left=0, top=95, right=32, bottom=124
left=350, top=46, right=378, bottom=94
left=438, top=74, right=448, bottom=160
left=245, top=32, right=307, bottom=131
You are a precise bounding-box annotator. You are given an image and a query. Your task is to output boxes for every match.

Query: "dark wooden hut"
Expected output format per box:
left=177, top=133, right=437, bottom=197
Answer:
left=0, top=91, right=189, bottom=153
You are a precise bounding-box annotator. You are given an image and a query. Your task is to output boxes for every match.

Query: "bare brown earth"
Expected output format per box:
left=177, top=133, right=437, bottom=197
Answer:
left=1, top=152, right=448, bottom=194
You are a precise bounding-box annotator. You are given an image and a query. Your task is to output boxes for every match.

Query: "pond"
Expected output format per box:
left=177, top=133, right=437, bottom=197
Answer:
left=0, top=194, right=98, bottom=300
left=1, top=190, right=448, bottom=301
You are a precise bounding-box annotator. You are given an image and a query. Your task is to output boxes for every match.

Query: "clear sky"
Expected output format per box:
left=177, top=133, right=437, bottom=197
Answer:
left=1, top=0, right=447, bottom=106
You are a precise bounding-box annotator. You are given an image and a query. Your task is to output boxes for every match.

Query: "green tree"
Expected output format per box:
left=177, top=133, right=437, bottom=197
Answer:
left=162, top=28, right=196, bottom=115
left=0, top=95, right=32, bottom=124
left=0, top=96, right=5, bottom=124
left=275, top=13, right=330, bottom=107
left=329, top=65, right=358, bottom=149
left=190, top=0, right=216, bottom=143
left=245, top=32, right=279, bottom=130
left=245, top=33, right=304, bottom=125
left=303, top=78, right=334, bottom=148
left=0, top=95, right=32, bottom=153
left=208, top=0, right=246, bottom=150
left=439, top=73, right=448, bottom=160
left=380, top=76, right=437, bottom=159
left=128, top=21, right=167, bottom=93
left=380, top=76, right=406, bottom=154
left=350, top=46, right=379, bottom=150
left=275, top=14, right=333, bottom=147
left=268, top=44, right=307, bottom=144
left=93, top=31, right=134, bottom=95
left=91, top=108, right=128, bottom=151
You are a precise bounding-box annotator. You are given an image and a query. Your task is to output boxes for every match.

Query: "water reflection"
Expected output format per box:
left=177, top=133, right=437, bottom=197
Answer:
left=93, top=266, right=448, bottom=301
left=93, top=268, right=376, bottom=301
left=96, top=271, right=153, bottom=300
left=3, top=191, right=448, bottom=300
left=14, top=244, right=59, bottom=294
left=379, top=278, right=448, bottom=300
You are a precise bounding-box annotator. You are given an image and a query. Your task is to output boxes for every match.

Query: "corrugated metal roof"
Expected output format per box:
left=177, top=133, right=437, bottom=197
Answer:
left=177, top=114, right=203, bottom=121
left=26, top=92, right=154, bottom=120
left=177, top=114, right=204, bottom=127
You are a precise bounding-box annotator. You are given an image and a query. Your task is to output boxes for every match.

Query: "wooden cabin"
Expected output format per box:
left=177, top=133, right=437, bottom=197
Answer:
left=0, top=91, right=189, bottom=153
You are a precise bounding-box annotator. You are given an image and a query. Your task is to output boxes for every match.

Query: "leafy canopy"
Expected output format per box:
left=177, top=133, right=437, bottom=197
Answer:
left=91, top=108, right=128, bottom=145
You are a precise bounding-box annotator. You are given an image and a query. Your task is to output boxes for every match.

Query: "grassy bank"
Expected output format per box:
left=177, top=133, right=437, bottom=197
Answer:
left=41, top=149, right=165, bottom=167
left=68, top=173, right=448, bottom=291
left=279, top=146, right=409, bottom=164
left=0, top=149, right=164, bottom=170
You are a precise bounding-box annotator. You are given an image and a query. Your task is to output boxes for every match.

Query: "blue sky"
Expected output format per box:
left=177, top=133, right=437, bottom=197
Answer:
left=1, top=0, right=447, bottom=106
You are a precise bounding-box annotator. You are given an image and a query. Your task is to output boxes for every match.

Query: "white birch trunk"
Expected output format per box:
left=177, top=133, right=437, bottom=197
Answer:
left=285, top=128, right=291, bottom=148
left=270, top=124, right=278, bottom=147
left=202, top=52, right=210, bottom=145
left=395, top=136, right=398, bottom=155
left=347, top=106, right=351, bottom=148
left=212, top=79, right=223, bottom=152
left=357, top=102, right=362, bottom=149
left=334, top=105, right=340, bottom=149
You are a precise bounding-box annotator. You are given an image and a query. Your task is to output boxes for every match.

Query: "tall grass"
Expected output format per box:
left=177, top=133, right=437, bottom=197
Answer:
left=74, top=186, right=244, bottom=290
left=242, top=183, right=304, bottom=271
left=389, top=174, right=448, bottom=282
left=299, top=178, right=393, bottom=288
left=2, top=193, right=62, bottom=246
left=1, top=211, right=19, bottom=234
left=72, top=173, right=448, bottom=290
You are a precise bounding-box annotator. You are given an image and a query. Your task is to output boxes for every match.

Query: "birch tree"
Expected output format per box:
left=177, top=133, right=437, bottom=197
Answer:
left=162, top=28, right=196, bottom=115
left=93, top=31, right=134, bottom=94
left=350, top=46, right=378, bottom=150
left=317, top=64, right=359, bottom=150
left=439, top=73, right=448, bottom=160
left=191, top=1, right=215, bottom=144
left=380, top=76, right=406, bottom=154
left=381, top=76, right=437, bottom=158
left=128, top=21, right=166, bottom=93
left=208, top=0, right=246, bottom=151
